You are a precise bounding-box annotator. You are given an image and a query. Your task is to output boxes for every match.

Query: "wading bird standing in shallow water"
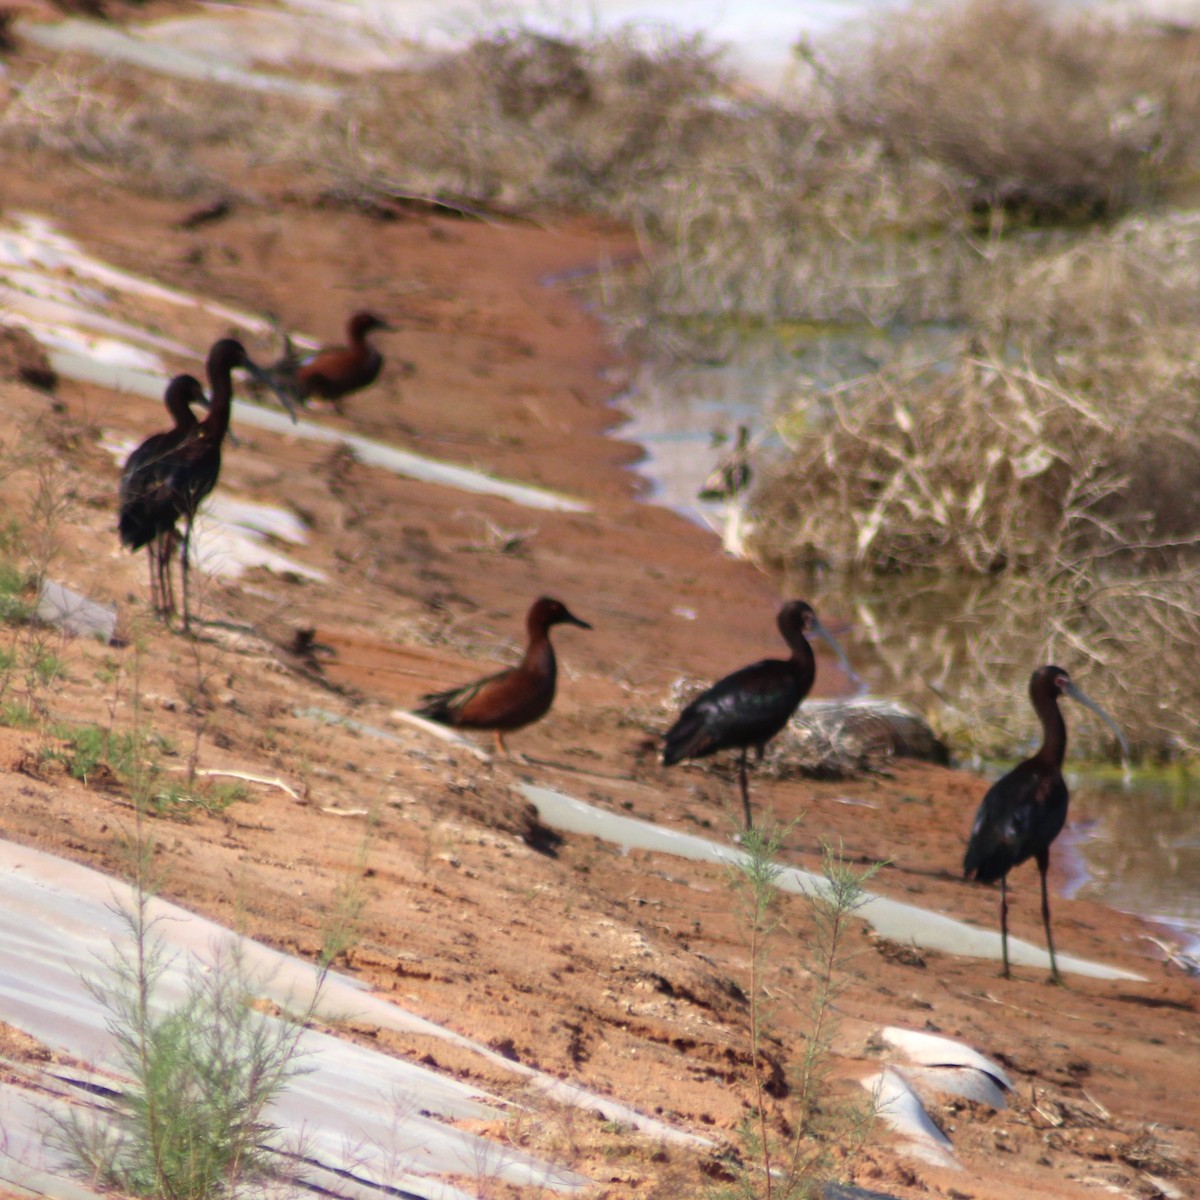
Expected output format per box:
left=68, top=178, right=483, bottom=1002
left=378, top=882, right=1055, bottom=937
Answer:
left=119, top=373, right=208, bottom=618
left=698, top=424, right=752, bottom=502
left=661, top=600, right=852, bottom=829
left=119, top=339, right=294, bottom=632
left=271, top=311, right=392, bottom=414
left=963, top=665, right=1127, bottom=983
left=415, top=597, right=591, bottom=756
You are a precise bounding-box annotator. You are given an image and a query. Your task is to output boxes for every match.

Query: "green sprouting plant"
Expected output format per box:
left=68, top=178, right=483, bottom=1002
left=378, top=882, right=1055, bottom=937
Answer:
left=0, top=559, right=31, bottom=624
left=54, top=877, right=313, bottom=1198
left=41, top=724, right=106, bottom=783
left=795, top=843, right=883, bottom=1148
left=144, top=783, right=201, bottom=821
left=53, top=784, right=350, bottom=1200
left=39, top=723, right=145, bottom=784
left=202, top=780, right=248, bottom=810
left=721, top=822, right=881, bottom=1200
left=32, top=649, right=65, bottom=685
left=319, top=821, right=373, bottom=968
left=135, top=778, right=248, bottom=821
left=53, top=633, right=336, bottom=1195
left=1, top=699, right=36, bottom=728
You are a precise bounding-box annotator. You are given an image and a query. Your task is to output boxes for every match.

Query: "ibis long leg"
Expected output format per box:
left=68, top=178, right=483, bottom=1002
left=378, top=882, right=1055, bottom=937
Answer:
left=738, top=748, right=753, bottom=830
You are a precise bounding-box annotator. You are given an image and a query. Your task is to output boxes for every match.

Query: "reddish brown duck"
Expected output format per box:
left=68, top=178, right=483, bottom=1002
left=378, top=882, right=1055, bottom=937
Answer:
left=275, top=311, right=392, bottom=413
left=416, top=597, right=591, bottom=755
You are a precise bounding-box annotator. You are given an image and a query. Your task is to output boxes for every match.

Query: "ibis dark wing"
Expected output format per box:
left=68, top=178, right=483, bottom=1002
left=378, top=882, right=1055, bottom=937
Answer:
left=662, top=658, right=805, bottom=764
left=159, top=430, right=222, bottom=518
left=963, top=761, right=1068, bottom=883
left=119, top=433, right=186, bottom=550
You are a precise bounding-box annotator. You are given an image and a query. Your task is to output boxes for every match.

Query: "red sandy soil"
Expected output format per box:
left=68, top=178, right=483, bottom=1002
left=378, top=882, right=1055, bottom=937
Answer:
left=0, top=153, right=1196, bottom=1200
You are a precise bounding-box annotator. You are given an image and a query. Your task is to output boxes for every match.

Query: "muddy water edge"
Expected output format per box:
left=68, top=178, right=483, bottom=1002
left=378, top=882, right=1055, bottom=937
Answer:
left=615, top=330, right=1200, bottom=954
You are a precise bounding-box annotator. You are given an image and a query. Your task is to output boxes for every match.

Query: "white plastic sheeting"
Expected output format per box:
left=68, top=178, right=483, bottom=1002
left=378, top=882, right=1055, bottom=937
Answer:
left=863, top=1068, right=958, bottom=1169
left=518, top=783, right=1147, bottom=981
left=880, top=1026, right=1012, bottom=1111
left=2, top=214, right=590, bottom=515
left=0, top=838, right=590, bottom=1198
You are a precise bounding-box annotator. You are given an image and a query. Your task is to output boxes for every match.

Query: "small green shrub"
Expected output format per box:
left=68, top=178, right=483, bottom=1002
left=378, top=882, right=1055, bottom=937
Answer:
left=1, top=701, right=37, bottom=728
left=141, top=779, right=247, bottom=821
left=55, top=888, right=313, bottom=1199
left=721, top=823, right=879, bottom=1200
left=40, top=724, right=144, bottom=784
left=32, top=650, right=66, bottom=686
left=0, top=561, right=31, bottom=623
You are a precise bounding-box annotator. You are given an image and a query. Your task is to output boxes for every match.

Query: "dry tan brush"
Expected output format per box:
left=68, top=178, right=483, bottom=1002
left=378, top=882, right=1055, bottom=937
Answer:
left=295, top=27, right=735, bottom=215
left=863, top=566, right=1200, bottom=761
left=839, top=0, right=1200, bottom=222
left=0, top=56, right=271, bottom=198
left=618, top=0, right=1200, bottom=329
left=964, top=210, right=1200, bottom=349
left=747, top=344, right=1200, bottom=756
left=750, top=347, right=1200, bottom=576
left=272, top=26, right=982, bottom=327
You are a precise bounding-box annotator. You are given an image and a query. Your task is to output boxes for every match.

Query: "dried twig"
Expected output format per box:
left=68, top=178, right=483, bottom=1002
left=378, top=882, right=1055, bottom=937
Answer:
left=165, top=767, right=300, bottom=800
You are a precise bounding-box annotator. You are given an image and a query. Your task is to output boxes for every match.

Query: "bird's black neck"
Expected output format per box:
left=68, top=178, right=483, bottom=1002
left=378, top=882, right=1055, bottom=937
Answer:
left=1033, top=692, right=1068, bottom=768
left=785, top=635, right=816, bottom=693
left=203, top=370, right=234, bottom=440
left=167, top=401, right=198, bottom=431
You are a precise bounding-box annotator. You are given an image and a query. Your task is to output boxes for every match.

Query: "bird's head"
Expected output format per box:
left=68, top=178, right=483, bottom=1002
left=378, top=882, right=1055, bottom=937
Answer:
left=777, top=600, right=860, bottom=690
left=163, top=374, right=208, bottom=423
left=528, top=596, right=592, bottom=633
left=349, top=311, right=393, bottom=338
left=207, top=338, right=297, bottom=423
left=1033, top=665, right=1129, bottom=760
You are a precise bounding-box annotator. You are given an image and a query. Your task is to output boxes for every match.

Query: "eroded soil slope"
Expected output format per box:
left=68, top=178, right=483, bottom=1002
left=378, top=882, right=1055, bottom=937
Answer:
left=0, top=157, right=1196, bottom=1200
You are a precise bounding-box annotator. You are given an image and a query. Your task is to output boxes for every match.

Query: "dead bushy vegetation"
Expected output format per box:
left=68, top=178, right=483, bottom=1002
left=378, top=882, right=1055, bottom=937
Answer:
left=845, top=564, right=1200, bottom=760
left=617, top=0, right=1200, bottom=328
left=605, top=0, right=1200, bottom=328
left=0, top=58, right=257, bottom=199
left=7, top=4, right=1200, bottom=332
left=966, top=210, right=1200, bottom=348
left=271, top=26, right=977, bottom=325
left=752, top=346, right=1200, bottom=575
left=287, top=27, right=732, bottom=214
left=843, top=0, right=1200, bottom=222
left=749, top=343, right=1200, bottom=755
left=290, top=2, right=1200, bottom=329
left=619, top=113, right=972, bottom=329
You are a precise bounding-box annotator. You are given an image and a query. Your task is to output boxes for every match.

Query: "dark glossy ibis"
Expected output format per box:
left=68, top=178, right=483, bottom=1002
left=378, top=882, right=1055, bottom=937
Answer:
left=415, top=597, right=591, bottom=755
left=963, top=665, right=1127, bottom=982
left=123, top=339, right=294, bottom=631
left=119, top=373, right=208, bottom=617
left=662, top=600, right=851, bottom=829
left=273, top=311, right=392, bottom=413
